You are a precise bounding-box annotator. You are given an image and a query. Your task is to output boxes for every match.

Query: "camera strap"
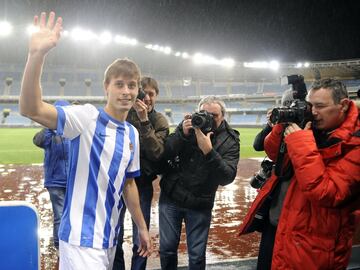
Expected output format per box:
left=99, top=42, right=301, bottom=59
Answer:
left=274, top=126, right=295, bottom=180
left=275, top=128, right=287, bottom=177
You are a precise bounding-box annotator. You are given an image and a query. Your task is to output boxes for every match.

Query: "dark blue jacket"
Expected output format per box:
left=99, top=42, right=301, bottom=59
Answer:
left=33, top=128, right=70, bottom=188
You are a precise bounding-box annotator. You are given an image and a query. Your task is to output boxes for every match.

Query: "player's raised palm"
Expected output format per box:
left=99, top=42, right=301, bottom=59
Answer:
left=29, top=12, right=63, bottom=56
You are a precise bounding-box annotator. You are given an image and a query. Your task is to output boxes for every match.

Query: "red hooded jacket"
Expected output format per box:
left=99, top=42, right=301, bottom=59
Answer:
left=239, top=101, right=360, bottom=269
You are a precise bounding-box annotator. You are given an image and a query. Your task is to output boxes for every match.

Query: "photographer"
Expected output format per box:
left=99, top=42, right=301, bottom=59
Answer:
left=239, top=78, right=360, bottom=269
left=159, top=96, right=240, bottom=270
left=253, top=89, right=293, bottom=151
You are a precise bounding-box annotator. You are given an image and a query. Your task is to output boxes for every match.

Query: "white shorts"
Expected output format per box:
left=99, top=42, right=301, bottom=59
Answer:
left=59, top=240, right=117, bottom=270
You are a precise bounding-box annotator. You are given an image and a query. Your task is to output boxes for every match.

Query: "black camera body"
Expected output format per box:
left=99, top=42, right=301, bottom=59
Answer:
left=137, top=88, right=146, bottom=100
left=191, top=110, right=215, bottom=134
left=270, top=75, right=313, bottom=128
left=250, top=159, right=274, bottom=189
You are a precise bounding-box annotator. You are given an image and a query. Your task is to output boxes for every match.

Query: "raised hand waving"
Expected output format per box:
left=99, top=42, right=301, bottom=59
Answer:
left=29, top=11, right=63, bottom=56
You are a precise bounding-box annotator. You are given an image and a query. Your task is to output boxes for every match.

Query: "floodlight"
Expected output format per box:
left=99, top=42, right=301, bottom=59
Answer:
left=244, top=61, right=267, bottom=68
left=181, top=52, right=189, bottom=59
left=145, top=44, right=152, bottom=49
left=296, top=62, right=303, bottom=68
left=0, top=21, right=13, bottom=37
left=163, top=46, right=172, bottom=55
left=175, top=52, right=181, bottom=57
left=115, top=35, right=138, bottom=46
left=304, top=62, right=310, bottom=68
left=269, top=60, right=279, bottom=71
left=71, top=27, right=96, bottom=41
left=220, top=58, right=235, bottom=68
left=98, top=31, right=112, bottom=44
left=244, top=61, right=279, bottom=70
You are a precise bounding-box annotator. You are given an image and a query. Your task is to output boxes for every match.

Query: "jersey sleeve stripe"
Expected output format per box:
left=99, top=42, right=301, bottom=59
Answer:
left=56, top=106, right=66, bottom=136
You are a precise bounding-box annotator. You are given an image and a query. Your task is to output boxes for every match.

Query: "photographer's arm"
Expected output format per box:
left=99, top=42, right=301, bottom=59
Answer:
left=253, top=124, right=273, bottom=151
left=264, top=124, right=285, bottom=161
left=19, top=12, right=62, bottom=130
left=162, top=119, right=191, bottom=160
left=206, top=145, right=240, bottom=186
left=195, top=128, right=240, bottom=186
left=140, top=114, right=169, bottom=161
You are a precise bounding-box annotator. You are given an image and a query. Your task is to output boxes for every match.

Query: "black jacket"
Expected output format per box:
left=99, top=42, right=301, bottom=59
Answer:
left=160, top=120, right=240, bottom=210
left=253, top=124, right=272, bottom=151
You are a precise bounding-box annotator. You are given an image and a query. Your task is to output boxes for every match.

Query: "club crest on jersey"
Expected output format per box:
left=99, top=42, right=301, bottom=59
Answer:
left=129, top=142, right=134, bottom=152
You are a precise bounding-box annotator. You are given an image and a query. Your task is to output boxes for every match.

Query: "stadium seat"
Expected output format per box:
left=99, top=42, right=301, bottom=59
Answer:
left=0, top=201, right=40, bottom=270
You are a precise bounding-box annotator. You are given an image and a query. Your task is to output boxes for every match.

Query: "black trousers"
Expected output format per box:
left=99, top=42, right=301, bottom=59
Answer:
left=257, top=220, right=277, bottom=270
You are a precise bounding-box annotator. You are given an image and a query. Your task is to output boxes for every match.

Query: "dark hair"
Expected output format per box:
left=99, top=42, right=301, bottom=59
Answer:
left=141, top=77, right=159, bottom=95
left=310, top=78, right=348, bottom=104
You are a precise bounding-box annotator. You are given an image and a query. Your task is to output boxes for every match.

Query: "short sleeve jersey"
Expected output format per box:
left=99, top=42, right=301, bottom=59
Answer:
left=56, top=104, right=140, bottom=249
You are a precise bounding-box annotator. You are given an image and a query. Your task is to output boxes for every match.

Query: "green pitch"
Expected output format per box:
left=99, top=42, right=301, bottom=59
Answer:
left=0, top=127, right=265, bottom=164
left=0, top=128, right=44, bottom=164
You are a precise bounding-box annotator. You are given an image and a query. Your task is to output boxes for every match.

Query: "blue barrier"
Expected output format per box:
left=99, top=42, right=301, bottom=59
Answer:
left=0, top=201, right=40, bottom=270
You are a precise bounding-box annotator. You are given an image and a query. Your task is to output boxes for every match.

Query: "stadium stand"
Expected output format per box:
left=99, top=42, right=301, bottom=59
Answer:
left=1, top=62, right=360, bottom=127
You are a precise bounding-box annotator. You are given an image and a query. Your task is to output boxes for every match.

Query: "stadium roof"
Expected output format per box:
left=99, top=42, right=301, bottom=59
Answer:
left=1, top=1, right=360, bottom=82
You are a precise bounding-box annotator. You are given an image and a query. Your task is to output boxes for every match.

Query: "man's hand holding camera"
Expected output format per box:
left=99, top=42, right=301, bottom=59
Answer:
left=182, top=114, right=193, bottom=136
left=182, top=114, right=213, bottom=155
left=194, top=128, right=213, bottom=155
left=283, top=121, right=312, bottom=137
left=133, top=89, right=149, bottom=122
left=133, top=98, right=149, bottom=122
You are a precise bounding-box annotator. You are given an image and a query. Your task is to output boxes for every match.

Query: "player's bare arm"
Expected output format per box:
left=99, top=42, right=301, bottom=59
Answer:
left=19, top=12, right=63, bottom=129
left=122, top=178, right=153, bottom=257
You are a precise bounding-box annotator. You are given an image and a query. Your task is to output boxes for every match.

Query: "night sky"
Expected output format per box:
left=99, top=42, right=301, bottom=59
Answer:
left=2, top=0, right=360, bottom=62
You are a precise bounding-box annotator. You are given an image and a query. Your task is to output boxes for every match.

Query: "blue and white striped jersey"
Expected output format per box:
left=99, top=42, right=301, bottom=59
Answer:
left=56, top=104, right=140, bottom=249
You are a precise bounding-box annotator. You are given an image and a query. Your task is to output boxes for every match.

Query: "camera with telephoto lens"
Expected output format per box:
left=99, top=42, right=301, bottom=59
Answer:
left=270, top=75, right=313, bottom=128
left=137, top=88, right=146, bottom=100
left=250, top=159, right=274, bottom=189
left=191, top=110, right=215, bottom=134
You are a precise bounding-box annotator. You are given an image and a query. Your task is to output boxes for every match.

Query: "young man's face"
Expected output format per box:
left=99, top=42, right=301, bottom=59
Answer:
left=143, top=86, right=157, bottom=112
left=308, top=87, right=348, bottom=131
left=200, top=103, right=224, bottom=128
left=105, top=76, right=139, bottom=114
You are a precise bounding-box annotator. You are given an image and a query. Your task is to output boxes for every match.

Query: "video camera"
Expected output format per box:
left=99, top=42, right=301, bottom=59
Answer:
left=191, top=110, right=215, bottom=134
left=270, top=75, right=313, bottom=128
